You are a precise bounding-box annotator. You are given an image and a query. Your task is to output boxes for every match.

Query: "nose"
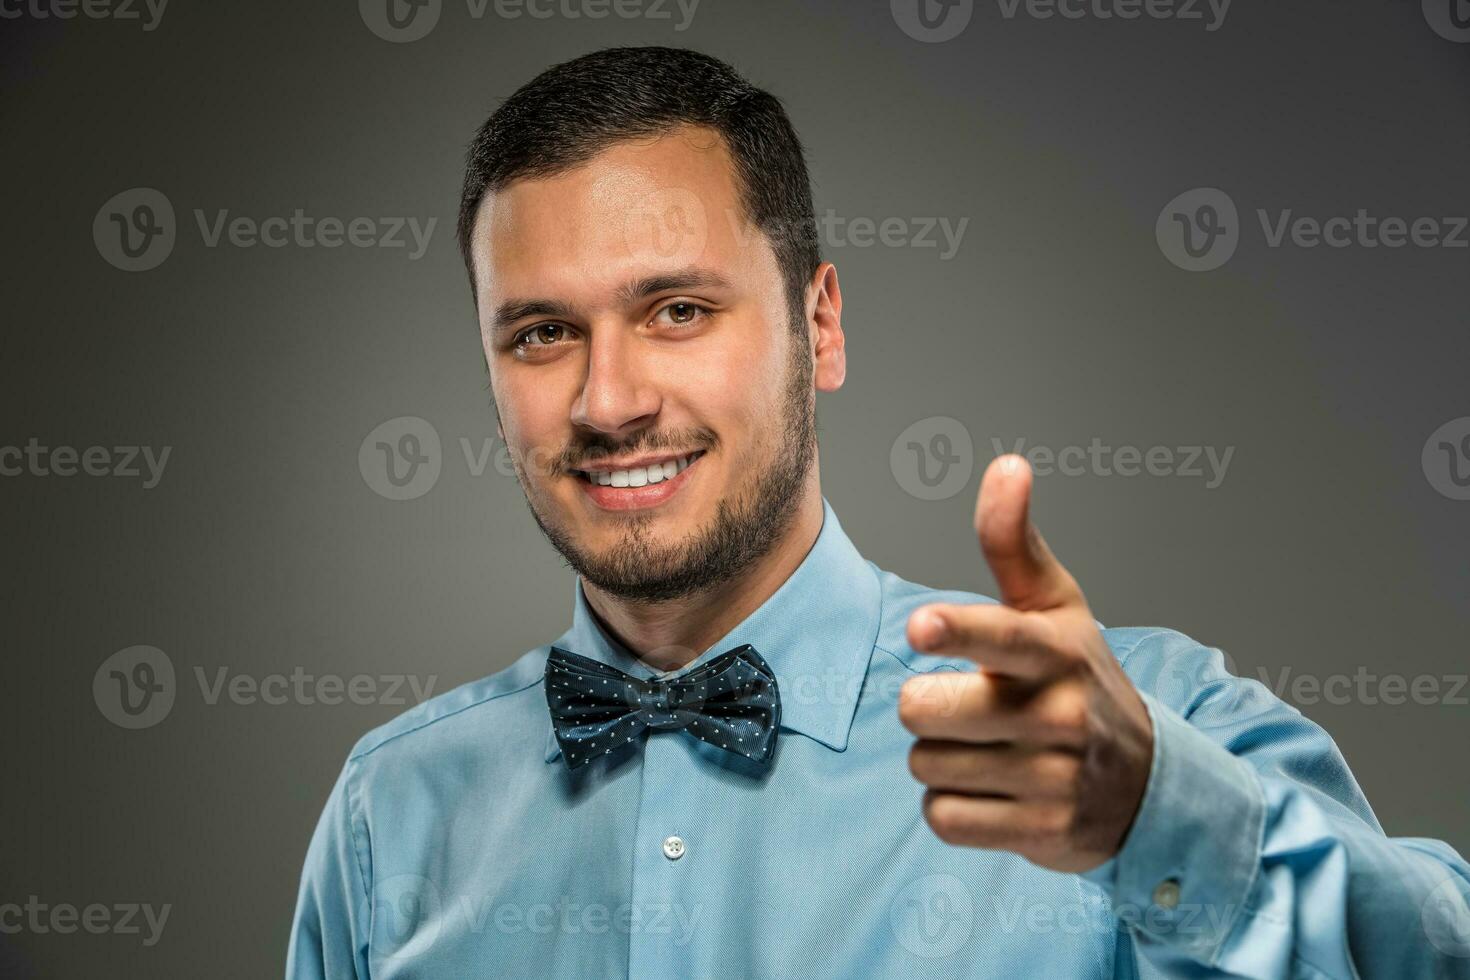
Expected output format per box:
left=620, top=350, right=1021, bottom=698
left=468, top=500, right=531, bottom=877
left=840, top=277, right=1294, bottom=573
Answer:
left=570, top=326, right=661, bottom=437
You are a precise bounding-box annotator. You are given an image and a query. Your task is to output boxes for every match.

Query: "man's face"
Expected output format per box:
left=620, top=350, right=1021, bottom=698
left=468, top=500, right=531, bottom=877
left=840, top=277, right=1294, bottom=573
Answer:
left=471, top=126, right=821, bottom=601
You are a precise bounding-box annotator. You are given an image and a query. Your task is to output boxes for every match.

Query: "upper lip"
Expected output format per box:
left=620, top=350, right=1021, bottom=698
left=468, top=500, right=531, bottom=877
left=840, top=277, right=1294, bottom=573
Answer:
left=572, top=450, right=703, bottom=473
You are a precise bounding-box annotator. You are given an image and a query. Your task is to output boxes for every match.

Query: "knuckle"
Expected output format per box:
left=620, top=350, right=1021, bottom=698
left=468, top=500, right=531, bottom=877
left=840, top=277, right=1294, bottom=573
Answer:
left=1051, top=804, right=1080, bottom=840
left=1051, top=641, right=1088, bottom=675
left=907, top=744, right=932, bottom=783
left=923, top=794, right=969, bottom=845
left=1040, top=689, right=1088, bottom=736
left=994, top=617, right=1023, bottom=651
left=1041, top=752, right=1082, bottom=790
left=1043, top=624, right=1088, bottom=668
left=897, top=680, right=929, bottom=730
left=1025, top=805, right=1074, bottom=844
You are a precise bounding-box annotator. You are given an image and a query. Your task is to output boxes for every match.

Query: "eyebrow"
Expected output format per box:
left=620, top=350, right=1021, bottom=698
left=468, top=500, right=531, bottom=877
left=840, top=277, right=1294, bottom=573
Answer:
left=491, top=299, right=576, bottom=335
left=490, top=267, right=734, bottom=338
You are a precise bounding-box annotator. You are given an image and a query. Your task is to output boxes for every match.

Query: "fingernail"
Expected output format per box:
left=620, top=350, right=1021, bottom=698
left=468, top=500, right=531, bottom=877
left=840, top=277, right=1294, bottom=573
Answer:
left=924, top=610, right=950, bottom=647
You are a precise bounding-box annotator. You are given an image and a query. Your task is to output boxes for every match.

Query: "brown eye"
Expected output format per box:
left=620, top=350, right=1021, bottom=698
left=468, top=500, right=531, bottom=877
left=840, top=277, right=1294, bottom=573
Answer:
left=653, top=302, right=708, bottom=329
left=516, top=323, right=566, bottom=349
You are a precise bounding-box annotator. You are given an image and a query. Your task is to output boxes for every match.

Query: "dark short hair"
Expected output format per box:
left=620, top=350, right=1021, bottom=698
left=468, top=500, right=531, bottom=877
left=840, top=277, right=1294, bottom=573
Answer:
left=456, top=46, right=820, bottom=327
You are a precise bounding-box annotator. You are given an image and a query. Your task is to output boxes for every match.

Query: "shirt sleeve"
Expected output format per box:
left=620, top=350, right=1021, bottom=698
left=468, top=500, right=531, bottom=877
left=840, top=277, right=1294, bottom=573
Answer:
left=286, top=759, right=373, bottom=980
left=1080, top=627, right=1470, bottom=978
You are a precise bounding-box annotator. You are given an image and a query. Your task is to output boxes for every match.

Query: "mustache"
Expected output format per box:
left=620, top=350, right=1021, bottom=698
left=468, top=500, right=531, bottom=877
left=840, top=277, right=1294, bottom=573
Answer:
left=556, top=427, right=719, bottom=473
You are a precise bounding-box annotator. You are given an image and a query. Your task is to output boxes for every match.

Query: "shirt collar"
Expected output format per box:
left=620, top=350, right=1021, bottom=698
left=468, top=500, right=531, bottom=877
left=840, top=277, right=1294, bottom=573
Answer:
left=544, top=497, right=882, bottom=763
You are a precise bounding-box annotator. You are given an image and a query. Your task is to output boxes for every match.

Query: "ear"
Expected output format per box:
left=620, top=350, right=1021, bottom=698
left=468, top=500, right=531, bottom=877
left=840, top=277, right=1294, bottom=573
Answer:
left=806, top=262, right=846, bottom=392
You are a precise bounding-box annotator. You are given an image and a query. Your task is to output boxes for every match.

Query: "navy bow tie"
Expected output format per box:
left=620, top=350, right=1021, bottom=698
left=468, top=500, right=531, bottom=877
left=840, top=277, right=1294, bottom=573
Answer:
left=544, top=644, right=781, bottom=770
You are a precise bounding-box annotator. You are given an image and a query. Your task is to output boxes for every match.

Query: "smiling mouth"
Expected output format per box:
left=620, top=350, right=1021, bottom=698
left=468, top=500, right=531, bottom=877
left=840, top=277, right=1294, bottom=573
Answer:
left=573, top=450, right=706, bottom=487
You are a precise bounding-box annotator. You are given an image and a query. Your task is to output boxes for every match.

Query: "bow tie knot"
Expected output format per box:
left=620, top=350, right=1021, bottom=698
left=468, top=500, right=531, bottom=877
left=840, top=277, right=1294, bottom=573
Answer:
left=545, top=644, right=782, bottom=770
left=633, top=684, right=689, bottom=728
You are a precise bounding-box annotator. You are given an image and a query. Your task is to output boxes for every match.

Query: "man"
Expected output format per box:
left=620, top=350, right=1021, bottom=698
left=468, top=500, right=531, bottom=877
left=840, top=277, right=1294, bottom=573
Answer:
left=288, top=46, right=1470, bottom=978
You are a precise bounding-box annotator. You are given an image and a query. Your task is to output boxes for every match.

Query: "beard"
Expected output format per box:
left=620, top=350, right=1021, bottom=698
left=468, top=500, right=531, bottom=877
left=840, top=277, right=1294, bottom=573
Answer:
left=515, top=327, right=817, bottom=603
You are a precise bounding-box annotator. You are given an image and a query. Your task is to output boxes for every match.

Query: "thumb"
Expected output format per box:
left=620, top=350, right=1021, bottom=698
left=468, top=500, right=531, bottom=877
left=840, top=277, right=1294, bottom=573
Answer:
left=977, top=455, right=1080, bottom=611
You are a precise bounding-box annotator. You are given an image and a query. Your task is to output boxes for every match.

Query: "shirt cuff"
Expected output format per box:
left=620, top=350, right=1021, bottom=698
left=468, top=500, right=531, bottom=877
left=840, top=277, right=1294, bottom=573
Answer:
left=1079, top=691, right=1265, bottom=964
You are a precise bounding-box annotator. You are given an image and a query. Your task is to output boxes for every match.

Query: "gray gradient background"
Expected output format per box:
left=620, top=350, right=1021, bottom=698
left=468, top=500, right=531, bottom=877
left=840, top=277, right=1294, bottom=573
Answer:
left=3, top=0, right=1469, bottom=975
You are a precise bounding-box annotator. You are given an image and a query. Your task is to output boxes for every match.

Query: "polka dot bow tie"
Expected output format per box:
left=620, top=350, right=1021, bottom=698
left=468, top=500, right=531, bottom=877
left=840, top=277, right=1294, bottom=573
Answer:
left=545, top=644, right=782, bottom=770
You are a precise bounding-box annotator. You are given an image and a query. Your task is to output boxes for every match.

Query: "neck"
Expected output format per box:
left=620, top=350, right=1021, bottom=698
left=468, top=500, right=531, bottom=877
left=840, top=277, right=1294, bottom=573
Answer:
left=581, top=485, right=825, bottom=673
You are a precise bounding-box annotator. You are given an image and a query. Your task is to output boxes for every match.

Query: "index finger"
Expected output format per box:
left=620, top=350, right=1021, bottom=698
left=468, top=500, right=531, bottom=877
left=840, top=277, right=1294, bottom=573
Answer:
left=907, top=601, right=1064, bottom=680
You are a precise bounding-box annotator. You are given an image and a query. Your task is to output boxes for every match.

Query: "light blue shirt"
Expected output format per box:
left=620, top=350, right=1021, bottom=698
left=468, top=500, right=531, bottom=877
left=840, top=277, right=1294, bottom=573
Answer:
left=288, top=500, right=1470, bottom=978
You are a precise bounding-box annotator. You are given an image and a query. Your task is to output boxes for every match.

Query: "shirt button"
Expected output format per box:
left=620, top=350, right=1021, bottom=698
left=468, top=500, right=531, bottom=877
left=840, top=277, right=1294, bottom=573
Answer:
left=1152, top=878, right=1182, bottom=910
left=662, top=835, right=685, bottom=861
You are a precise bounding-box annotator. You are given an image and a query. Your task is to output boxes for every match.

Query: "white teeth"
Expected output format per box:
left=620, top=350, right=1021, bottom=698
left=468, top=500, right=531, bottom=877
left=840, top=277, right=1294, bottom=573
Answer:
left=584, top=452, right=701, bottom=487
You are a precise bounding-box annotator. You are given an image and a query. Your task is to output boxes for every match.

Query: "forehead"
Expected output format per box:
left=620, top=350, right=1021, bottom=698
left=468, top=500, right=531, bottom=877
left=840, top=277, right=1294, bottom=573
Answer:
left=470, top=126, right=763, bottom=306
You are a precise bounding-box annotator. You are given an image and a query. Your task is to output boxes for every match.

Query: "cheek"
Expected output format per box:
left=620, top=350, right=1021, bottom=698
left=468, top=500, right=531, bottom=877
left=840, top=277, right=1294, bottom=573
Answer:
left=666, top=338, right=788, bottom=445
left=492, top=369, right=567, bottom=459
